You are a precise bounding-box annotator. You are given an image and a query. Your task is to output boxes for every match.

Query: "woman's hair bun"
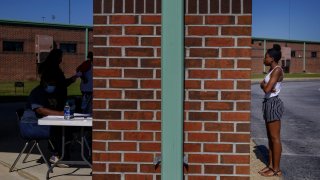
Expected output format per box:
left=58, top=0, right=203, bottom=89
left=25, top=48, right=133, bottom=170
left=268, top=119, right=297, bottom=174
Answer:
left=273, top=44, right=281, bottom=51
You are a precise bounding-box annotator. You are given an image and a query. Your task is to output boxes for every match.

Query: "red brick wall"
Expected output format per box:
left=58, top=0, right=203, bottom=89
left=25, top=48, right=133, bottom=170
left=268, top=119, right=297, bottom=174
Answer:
left=0, top=24, right=93, bottom=81
left=92, top=0, right=251, bottom=179
left=252, top=40, right=320, bottom=74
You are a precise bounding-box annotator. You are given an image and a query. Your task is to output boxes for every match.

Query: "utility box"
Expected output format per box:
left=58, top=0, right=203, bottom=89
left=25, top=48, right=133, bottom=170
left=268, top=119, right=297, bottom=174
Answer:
left=35, top=35, right=53, bottom=63
left=281, top=47, right=291, bottom=73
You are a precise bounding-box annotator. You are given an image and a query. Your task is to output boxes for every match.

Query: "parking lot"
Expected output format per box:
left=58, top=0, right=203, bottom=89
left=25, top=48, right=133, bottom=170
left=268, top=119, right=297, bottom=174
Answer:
left=251, top=80, right=320, bottom=180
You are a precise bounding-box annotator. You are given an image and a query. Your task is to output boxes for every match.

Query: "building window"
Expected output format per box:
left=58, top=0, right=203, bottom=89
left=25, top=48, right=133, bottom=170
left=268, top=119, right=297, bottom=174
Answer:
left=311, top=51, right=317, bottom=58
left=60, top=43, right=77, bottom=53
left=3, top=41, right=24, bottom=52
left=291, top=51, right=296, bottom=57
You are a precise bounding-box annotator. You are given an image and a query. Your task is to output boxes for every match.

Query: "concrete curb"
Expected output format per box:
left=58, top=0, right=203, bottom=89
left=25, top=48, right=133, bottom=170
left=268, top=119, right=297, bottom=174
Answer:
left=251, top=77, right=320, bottom=84
left=0, top=152, right=91, bottom=180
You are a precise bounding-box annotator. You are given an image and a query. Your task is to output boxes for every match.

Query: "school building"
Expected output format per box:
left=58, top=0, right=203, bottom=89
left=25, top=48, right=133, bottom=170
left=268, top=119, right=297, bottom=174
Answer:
left=252, top=37, right=320, bottom=74
left=6, top=0, right=320, bottom=179
left=0, top=19, right=93, bottom=82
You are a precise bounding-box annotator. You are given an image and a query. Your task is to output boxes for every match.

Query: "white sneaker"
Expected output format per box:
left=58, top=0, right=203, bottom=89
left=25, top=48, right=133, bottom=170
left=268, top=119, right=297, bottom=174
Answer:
left=49, top=155, right=69, bottom=168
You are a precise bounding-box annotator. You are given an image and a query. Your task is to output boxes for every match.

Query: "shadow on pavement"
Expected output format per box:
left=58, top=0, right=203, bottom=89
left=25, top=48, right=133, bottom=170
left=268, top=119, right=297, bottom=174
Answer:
left=253, top=145, right=269, bottom=166
left=0, top=99, right=91, bottom=170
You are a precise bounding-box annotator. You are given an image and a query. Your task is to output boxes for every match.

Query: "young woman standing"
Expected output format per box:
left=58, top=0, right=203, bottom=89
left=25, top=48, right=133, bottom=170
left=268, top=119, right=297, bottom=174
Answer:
left=258, top=44, right=284, bottom=177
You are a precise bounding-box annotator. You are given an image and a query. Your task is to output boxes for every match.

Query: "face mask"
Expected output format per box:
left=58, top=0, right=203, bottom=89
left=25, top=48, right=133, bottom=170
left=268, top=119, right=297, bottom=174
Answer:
left=45, top=85, right=56, bottom=93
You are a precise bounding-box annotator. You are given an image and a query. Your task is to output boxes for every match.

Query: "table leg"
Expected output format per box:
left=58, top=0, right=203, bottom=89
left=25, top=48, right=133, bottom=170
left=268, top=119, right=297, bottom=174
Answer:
left=46, top=127, right=66, bottom=180
left=46, top=126, right=92, bottom=179
left=80, top=127, right=92, bottom=168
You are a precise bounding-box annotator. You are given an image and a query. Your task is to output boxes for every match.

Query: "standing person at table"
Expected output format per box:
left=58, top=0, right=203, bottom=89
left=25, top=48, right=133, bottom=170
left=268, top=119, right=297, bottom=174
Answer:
left=22, top=69, right=68, bottom=167
left=258, top=44, right=284, bottom=177
left=37, top=49, right=76, bottom=165
left=38, top=49, right=77, bottom=102
left=76, top=51, right=93, bottom=114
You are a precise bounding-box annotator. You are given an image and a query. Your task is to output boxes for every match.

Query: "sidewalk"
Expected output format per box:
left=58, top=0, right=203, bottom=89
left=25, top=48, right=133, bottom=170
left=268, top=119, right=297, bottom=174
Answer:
left=0, top=102, right=92, bottom=180
left=0, top=160, right=27, bottom=180
left=250, top=140, right=282, bottom=180
left=0, top=140, right=278, bottom=180
left=0, top=151, right=91, bottom=180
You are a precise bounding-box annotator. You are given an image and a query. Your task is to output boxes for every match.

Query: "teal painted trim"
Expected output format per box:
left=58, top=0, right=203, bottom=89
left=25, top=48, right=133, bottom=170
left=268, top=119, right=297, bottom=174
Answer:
left=85, top=28, right=89, bottom=59
left=161, top=0, right=184, bottom=179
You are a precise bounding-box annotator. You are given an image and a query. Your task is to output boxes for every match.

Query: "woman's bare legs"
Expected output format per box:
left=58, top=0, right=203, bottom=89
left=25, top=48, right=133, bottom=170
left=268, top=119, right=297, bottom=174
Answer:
left=258, top=128, right=273, bottom=174
left=261, top=120, right=282, bottom=176
left=267, top=128, right=273, bottom=168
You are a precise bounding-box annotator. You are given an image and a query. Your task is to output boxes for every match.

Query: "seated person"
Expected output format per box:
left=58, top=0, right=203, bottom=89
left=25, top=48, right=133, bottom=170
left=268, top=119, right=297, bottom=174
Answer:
left=21, top=70, right=68, bottom=167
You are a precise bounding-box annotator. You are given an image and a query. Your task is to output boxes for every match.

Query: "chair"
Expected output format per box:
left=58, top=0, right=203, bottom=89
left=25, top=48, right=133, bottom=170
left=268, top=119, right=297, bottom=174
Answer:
left=9, top=109, right=53, bottom=172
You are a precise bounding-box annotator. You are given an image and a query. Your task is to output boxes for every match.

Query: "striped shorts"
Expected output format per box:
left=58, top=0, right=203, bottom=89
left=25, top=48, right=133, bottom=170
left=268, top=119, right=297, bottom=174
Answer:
left=262, top=96, right=284, bottom=123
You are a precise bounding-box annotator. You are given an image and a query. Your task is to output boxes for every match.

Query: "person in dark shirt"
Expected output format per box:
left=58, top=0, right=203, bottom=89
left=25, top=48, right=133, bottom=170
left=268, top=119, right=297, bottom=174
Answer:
left=25, top=74, right=64, bottom=117
left=22, top=69, right=68, bottom=167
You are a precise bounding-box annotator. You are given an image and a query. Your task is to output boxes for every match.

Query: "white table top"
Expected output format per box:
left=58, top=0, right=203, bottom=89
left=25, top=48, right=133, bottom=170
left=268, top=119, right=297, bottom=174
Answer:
left=38, top=114, right=92, bottom=127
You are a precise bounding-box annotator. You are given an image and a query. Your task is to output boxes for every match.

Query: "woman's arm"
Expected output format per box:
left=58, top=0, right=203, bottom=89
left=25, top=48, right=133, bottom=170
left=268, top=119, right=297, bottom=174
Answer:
left=261, top=68, right=282, bottom=93
left=65, top=75, right=77, bottom=87
left=260, top=80, right=265, bottom=89
left=35, top=107, right=64, bottom=116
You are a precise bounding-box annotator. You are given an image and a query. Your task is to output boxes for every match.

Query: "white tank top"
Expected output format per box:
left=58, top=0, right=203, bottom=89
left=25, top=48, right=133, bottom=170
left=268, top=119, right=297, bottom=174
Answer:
left=263, top=66, right=283, bottom=99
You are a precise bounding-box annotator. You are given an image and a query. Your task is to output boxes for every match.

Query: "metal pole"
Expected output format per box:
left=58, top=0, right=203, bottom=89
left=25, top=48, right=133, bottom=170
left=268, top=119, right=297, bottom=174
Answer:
left=263, top=40, right=266, bottom=73
left=85, top=28, right=88, bottom=59
left=289, top=0, right=291, bottom=39
left=303, top=42, right=306, bottom=72
left=161, top=0, right=184, bottom=179
left=69, top=0, right=71, bottom=24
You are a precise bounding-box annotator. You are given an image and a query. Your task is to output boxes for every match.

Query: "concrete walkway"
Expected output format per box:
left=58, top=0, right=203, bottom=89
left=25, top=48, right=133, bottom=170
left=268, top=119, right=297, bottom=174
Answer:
left=250, top=140, right=282, bottom=180
left=0, top=139, right=280, bottom=180
left=0, top=151, right=91, bottom=180
left=0, top=101, right=92, bottom=180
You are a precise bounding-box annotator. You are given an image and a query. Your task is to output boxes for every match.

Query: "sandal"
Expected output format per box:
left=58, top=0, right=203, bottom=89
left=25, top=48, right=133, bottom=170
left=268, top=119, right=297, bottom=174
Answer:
left=261, top=168, right=282, bottom=177
left=258, top=166, right=270, bottom=174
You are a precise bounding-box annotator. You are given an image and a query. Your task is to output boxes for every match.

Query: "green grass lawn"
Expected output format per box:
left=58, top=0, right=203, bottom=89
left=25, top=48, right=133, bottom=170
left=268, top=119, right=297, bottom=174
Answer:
left=252, top=73, right=320, bottom=79
left=1, top=73, right=319, bottom=97
left=0, top=79, right=81, bottom=96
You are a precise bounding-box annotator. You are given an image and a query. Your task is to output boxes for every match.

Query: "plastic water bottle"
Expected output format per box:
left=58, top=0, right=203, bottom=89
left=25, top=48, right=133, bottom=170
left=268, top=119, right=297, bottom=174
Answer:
left=64, top=102, right=71, bottom=120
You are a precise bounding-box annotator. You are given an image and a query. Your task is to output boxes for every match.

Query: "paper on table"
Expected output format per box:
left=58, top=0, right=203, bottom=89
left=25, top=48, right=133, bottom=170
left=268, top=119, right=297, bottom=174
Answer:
left=46, top=114, right=91, bottom=121
left=73, top=113, right=91, bottom=117
left=46, top=115, right=65, bottom=119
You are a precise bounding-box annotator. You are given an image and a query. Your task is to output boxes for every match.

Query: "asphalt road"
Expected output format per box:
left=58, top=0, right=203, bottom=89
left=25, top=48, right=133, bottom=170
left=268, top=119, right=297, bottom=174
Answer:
left=251, top=80, right=320, bottom=180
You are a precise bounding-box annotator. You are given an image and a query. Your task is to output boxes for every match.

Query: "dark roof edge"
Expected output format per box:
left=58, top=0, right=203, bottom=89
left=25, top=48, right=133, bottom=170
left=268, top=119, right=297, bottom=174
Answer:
left=252, top=37, right=320, bottom=44
left=0, top=19, right=93, bottom=30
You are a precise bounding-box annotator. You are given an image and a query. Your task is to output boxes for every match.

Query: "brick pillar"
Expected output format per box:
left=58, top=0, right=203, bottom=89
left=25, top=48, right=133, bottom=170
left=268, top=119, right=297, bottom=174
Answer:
left=93, top=0, right=161, bottom=179
left=92, top=0, right=252, bottom=179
